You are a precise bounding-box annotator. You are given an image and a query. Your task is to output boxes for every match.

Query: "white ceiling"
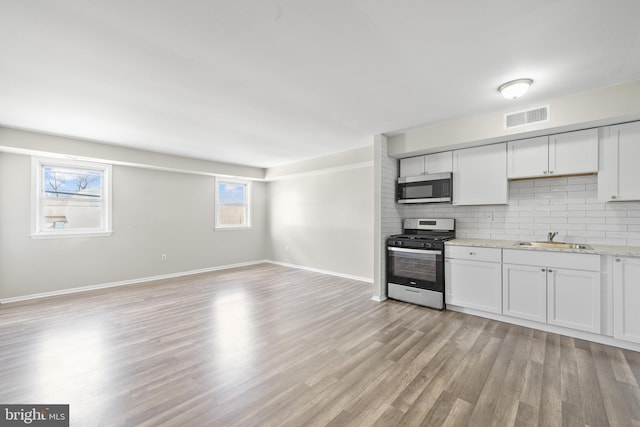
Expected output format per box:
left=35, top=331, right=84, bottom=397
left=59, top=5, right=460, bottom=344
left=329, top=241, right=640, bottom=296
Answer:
left=2, top=1, right=640, bottom=168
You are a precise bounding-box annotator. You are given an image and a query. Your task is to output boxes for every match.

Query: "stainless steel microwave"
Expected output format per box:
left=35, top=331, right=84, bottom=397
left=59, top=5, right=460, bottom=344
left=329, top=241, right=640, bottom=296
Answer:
left=397, top=172, right=452, bottom=204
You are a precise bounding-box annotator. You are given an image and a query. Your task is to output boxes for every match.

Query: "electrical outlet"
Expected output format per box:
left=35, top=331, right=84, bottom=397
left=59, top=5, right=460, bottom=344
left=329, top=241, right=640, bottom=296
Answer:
left=483, top=213, right=493, bottom=221
left=161, top=254, right=167, bottom=261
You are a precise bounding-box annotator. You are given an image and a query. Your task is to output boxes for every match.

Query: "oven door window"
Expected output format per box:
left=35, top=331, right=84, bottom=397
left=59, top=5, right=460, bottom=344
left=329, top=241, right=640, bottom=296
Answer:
left=387, top=247, right=443, bottom=292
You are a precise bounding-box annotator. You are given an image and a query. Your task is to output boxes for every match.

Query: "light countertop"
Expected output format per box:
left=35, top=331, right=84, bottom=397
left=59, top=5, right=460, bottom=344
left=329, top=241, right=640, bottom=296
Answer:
left=446, top=238, right=640, bottom=257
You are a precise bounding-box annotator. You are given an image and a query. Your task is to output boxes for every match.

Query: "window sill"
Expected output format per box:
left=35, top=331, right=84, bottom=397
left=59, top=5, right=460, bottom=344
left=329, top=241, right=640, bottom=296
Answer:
left=30, top=231, right=113, bottom=239
left=214, top=226, right=253, bottom=231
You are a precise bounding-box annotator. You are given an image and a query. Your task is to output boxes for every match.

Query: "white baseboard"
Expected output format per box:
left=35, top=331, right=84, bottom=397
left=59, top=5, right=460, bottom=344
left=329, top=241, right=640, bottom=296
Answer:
left=264, top=260, right=373, bottom=284
left=0, top=260, right=268, bottom=304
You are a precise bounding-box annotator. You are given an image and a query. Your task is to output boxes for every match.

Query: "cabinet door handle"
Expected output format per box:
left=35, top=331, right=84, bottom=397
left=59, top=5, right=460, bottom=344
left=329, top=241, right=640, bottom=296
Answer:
left=548, top=269, right=553, bottom=273
left=549, top=170, right=554, bottom=174
left=541, top=268, right=546, bottom=272
left=616, top=258, right=621, bottom=262
left=469, top=252, right=475, bottom=255
left=611, top=195, right=617, bottom=199
left=543, top=171, right=548, bottom=174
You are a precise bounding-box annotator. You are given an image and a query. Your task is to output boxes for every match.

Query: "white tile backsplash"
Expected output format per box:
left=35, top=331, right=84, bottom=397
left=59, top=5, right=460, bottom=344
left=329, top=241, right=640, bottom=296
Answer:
left=393, top=175, right=640, bottom=246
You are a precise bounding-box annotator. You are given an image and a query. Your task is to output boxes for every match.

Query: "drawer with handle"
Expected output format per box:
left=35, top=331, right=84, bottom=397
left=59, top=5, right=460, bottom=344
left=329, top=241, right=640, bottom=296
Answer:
left=445, top=246, right=502, bottom=263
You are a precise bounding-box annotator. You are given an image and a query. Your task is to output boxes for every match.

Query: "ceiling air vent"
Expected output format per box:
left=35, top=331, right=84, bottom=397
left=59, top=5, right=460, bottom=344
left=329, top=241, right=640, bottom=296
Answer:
left=504, top=105, right=550, bottom=129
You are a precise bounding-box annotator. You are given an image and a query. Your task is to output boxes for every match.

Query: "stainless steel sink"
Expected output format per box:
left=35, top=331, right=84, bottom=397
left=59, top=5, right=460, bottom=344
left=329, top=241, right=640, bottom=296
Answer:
left=515, top=241, right=593, bottom=250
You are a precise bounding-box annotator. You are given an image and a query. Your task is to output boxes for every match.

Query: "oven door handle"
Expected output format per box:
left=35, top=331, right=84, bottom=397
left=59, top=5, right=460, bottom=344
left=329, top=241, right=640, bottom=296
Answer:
left=388, top=247, right=441, bottom=255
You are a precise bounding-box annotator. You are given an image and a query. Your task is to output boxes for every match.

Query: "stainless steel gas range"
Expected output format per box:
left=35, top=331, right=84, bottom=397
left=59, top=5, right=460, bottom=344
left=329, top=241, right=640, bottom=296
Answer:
left=386, top=218, right=455, bottom=310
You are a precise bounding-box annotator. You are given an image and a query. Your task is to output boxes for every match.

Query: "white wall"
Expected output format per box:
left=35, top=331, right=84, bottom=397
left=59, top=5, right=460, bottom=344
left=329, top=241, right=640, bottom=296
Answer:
left=267, top=150, right=374, bottom=281
left=0, top=151, right=267, bottom=300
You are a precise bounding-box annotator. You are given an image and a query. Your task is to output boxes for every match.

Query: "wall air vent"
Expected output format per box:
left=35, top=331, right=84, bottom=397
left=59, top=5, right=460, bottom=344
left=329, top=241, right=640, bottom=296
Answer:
left=504, top=105, right=550, bottom=129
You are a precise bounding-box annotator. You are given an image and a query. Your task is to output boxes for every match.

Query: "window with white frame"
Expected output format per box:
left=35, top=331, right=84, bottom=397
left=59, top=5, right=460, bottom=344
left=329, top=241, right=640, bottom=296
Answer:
left=215, top=177, right=251, bottom=229
left=32, top=157, right=112, bottom=238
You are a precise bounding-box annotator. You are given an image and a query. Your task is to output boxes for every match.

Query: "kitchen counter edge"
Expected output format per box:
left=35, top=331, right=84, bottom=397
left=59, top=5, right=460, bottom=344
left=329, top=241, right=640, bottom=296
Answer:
left=445, top=238, right=640, bottom=257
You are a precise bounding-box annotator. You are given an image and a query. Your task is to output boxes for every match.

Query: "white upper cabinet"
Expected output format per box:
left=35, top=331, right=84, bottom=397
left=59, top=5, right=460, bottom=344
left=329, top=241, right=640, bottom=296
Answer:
left=399, top=156, right=424, bottom=177
left=424, top=152, right=453, bottom=174
left=598, top=121, right=640, bottom=202
left=453, top=143, right=508, bottom=205
left=507, top=129, right=598, bottom=179
left=399, top=152, right=452, bottom=177
left=549, top=129, right=599, bottom=176
left=507, top=136, right=549, bottom=179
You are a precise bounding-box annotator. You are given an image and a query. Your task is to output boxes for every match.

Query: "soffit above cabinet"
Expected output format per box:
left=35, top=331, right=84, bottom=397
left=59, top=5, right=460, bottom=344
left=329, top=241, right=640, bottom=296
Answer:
left=388, top=80, right=640, bottom=159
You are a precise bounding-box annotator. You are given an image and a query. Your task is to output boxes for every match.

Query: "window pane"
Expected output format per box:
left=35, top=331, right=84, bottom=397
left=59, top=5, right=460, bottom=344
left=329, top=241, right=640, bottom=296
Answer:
left=41, top=166, right=104, bottom=231
left=218, top=183, right=245, bottom=205
left=218, top=204, right=246, bottom=225
left=43, top=166, right=102, bottom=199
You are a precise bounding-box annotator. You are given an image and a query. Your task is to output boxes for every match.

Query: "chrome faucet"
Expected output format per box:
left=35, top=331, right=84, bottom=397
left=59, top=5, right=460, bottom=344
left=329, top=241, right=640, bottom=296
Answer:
left=547, top=231, right=558, bottom=242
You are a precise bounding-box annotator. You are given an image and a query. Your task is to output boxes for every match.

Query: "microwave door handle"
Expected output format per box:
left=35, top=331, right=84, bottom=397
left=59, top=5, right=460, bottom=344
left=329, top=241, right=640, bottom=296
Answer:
left=388, top=247, right=441, bottom=255
left=397, top=197, right=451, bottom=204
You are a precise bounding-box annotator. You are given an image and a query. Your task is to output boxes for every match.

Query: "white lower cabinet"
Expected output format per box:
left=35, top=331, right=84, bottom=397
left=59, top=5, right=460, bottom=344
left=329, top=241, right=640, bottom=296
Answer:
left=547, top=267, right=601, bottom=334
left=613, top=257, right=640, bottom=344
left=502, top=264, right=547, bottom=323
left=502, top=250, right=601, bottom=334
left=445, top=246, right=502, bottom=313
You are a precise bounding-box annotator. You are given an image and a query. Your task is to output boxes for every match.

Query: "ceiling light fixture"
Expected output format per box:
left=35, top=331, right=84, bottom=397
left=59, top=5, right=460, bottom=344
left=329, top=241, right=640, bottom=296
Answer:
left=498, top=78, right=533, bottom=99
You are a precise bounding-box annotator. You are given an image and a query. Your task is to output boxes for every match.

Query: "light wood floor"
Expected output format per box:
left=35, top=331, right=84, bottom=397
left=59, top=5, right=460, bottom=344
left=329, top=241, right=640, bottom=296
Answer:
left=1, top=263, right=640, bottom=426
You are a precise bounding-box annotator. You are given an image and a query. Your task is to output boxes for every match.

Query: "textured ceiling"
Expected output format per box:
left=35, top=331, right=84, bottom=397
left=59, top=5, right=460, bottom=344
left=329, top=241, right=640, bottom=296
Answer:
left=1, top=1, right=640, bottom=168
